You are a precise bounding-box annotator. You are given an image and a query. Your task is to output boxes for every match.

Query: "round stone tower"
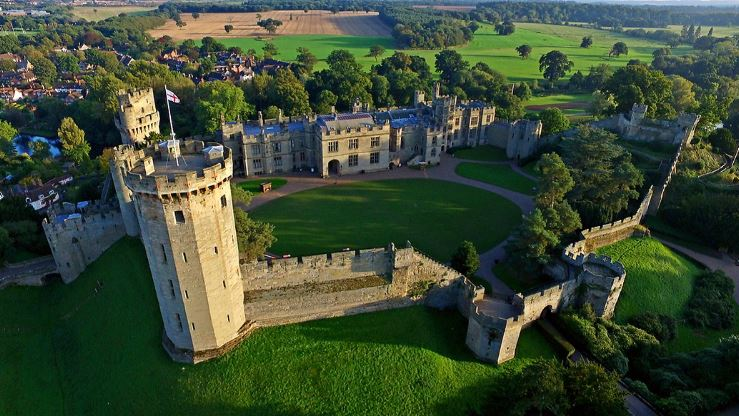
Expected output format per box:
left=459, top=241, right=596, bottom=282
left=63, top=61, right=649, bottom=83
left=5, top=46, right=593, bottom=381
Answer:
left=114, top=141, right=246, bottom=362
left=114, top=88, right=161, bottom=145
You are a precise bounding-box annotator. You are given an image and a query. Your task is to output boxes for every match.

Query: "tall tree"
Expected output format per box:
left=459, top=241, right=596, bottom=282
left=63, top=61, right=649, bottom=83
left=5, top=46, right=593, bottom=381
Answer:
left=295, top=47, right=317, bottom=73
left=57, top=117, right=90, bottom=165
left=257, top=18, right=283, bottom=35
left=515, top=44, right=532, bottom=59
left=194, top=81, right=254, bottom=134
left=602, top=64, right=675, bottom=119
left=580, top=36, right=593, bottom=48
left=609, top=42, right=629, bottom=57
left=495, top=19, right=516, bottom=35
left=0, top=120, right=17, bottom=158
left=368, top=44, right=386, bottom=62
left=266, top=68, right=310, bottom=116
left=451, top=241, right=480, bottom=276
left=506, top=209, right=559, bottom=274
left=435, top=50, right=468, bottom=84
left=310, top=50, right=372, bottom=110
left=538, top=51, right=574, bottom=85
left=233, top=207, right=275, bottom=261
left=537, top=108, right=571, bottom=136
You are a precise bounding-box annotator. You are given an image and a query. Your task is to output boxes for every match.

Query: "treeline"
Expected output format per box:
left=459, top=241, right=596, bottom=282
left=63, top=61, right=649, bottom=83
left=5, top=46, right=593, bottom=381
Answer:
left=380, top=6, right=474, bottom=49
left=473, top=1, right=739, bottom=27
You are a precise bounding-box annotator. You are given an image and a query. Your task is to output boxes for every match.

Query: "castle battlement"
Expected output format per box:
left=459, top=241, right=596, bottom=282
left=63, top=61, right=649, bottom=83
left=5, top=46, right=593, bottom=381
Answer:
left=114, top=88, right=160, bottom=145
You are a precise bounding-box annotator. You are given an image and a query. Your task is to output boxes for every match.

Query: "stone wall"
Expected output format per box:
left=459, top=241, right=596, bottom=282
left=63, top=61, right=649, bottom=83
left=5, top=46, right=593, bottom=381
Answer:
left=42, top=202, right=126, bottom=283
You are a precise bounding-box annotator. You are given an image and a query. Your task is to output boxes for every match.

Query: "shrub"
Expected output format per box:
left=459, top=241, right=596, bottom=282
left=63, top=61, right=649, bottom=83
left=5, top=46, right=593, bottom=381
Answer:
left=629, top=312, right=677, bottom=342
left=451, top=240, right=480, bottom=276
left=685, top=271, right=736, bottom=330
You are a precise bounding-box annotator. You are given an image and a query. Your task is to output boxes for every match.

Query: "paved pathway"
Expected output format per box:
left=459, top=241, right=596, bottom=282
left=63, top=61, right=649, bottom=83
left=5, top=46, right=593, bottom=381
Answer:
left=657, top=238, right=739, bottom=303
left=236, top=153, right=535, bottom=295
left=0, top=255, right=57, bottom=288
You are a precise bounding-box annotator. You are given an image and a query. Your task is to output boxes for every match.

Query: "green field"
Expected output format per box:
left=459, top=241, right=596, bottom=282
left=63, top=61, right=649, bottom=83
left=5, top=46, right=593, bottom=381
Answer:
left=455, top=162, right=537, bottom=195
left=451, top=145, right=508, bottom=162
left=0, top=237, right=558, bottom=415
left=620, top=25, right=739, bottom=38
left=525, top=93, right=594, bottom=116
left=236, top=177, right=288, bottom=193
left=598, top=237, right=739, bottom=352
left=220, top=22, right=692, bottom=83
left=249, top=179, right=522, bottom=260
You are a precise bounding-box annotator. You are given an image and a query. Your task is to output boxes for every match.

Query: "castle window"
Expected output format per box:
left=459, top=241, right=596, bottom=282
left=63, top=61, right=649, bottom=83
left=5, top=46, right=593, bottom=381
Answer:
left=168, top=280, right=175, bottom=297
left=272, top=142, right=281, bottom=153
left=300, top=152, right=306, bottom=162
left=370, top=137, right=380, bottom=148
left=370, top=152, right=379, bottom=164
left=273, top=156, right=283, bottom=167
left=185, top=290, right=189, bottom=299
left=175, top=313, right=183, bottom=332
left=348, top=154, right=358, bottom=167
left=455, top=118, right=460, bottom=126
left=251, top=144, right=262, bottom=155
left=191, top=323, right=195, bottom=331
left=432, top=137, right=438, bottom=146
left=174, top=210, right=185, bottom=223
left=223, top=280, right=226, bottom=288
left=348, top=138, right=359, bottom=150
left=227, top=314, right=231, bottom=323
left=214, top=246, right=218, bottom=254
left=486, top=115, right=492, bottom=123
left=221, top=195, right=227, bottom=208
left=161, top=244, right=167, bottom=264
left=471, top=117, right=478, bottom=125
left=253, top=159, right=263, bottom=169
left=328, top=141, right=338, bottom=153
left=182, top=252, right=188, bottom=263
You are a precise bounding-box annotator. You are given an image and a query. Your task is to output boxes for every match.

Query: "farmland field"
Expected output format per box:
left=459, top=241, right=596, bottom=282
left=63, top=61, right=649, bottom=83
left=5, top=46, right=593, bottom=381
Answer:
left=149, top=10, right=391, bottom=40
left=190, top=21, right=693, bottom=83
left=72, top=6, right=155, bottom=21
left=0, top=238, right=558, bottom=415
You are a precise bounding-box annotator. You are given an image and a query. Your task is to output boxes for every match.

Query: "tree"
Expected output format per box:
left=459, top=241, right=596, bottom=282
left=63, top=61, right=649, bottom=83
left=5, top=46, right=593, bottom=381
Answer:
left=257, top=18, right=283, bottom=35
left=194, top=81, right=254, bottom=134
left=370, top=75, right=393, bottom=108
left=609, top=42, right=629, bottom=57
left=495, top=19, right=516, bottom=36
left=435, top=50, right=468, bottom=84
left=0, top=35, right=19, bottom=54
left=295, top=47, right=317, bottom=73
left=266, top=69, right=310, bottom=116
left=515, top=44, right=532, bottom=59
left=602, top=65, right=675, bottom=119
left=57, top=117, right=90, bottom=165
left=0, top=120, right=18, bottom=158
left=29, top=56, right=57, bottom=87
left=309, top=50, right=372, bottom=110
left=191, top=12, right=200, bottom=19
left=262, top=42, right=278, bottom=59
left=315, top=90, right=337, bottom=114
left=368, top=44, right=385, bottom=62
left=230, top=184, right=252, bottom=206
left=233, top=207, right=275, bottom=261
left=536, top=153, right=574, bottom=209
left=451, top=241, right=480, bottom=276
left=0, top=226, right=11, bottom=265
left=565, top=362, right=628, bottom=415
left=670, top=75, right=698, bottom=113
left=506, top=209, right=559, bottom=274
left=707, top=128, right=737, bottom=155
left=176, top=21, right=187, bottom=30
left=513, top=82, right=532, bottom=101
left=580, top=36, right=593, bottom=48
left=224, top=24, right=234, bottom=34
left=55, top=53, right=79, bottom=73
left=561, top=127, right=644, bottom=226
left=537, top=108, right=571, bottom=136
left=538, top=51, right=574, bottom=85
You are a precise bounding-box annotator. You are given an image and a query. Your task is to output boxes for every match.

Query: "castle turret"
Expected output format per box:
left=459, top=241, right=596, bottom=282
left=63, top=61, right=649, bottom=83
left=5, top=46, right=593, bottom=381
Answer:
left=110, top=147, right=141, bottom=236
left=114, top=141, right=246, bottom=362
left=114, top=88, right=161, bottom=145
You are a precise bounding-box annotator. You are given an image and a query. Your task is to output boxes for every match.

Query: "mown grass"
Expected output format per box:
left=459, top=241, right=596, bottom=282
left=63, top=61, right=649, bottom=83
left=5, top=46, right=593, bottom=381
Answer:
left=237, top=177, right=288, bottom=193
left=218, top=22, right=691, bottom=82
left=0, top=237, right=558, bottom=415
left=451, top=145, right=508, bottom=162
left=250, top=179, right=522, bottom=261
left=455, top=162, right=537, bottom=195
left=598, top=237, right=739, bottom=353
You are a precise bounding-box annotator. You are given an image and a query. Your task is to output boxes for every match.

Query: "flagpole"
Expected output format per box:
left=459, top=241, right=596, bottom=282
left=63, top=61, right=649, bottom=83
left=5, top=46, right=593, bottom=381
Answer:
left=164, top=84, right=176, bottom=141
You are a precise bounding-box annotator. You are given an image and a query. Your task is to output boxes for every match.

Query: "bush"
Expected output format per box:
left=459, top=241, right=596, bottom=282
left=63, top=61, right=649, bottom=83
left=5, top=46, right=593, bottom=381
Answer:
left=685, top=271, right=736, bottom=330
left=451, top=240, right=480, bottom=276
left=629, top=312, right=677, bottom=342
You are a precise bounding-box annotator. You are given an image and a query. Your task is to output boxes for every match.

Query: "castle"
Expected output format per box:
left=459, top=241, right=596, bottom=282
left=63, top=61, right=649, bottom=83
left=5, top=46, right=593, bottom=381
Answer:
left=37, top=88, right=650, bottom=365
left=113, top=88, right=161, bottom=145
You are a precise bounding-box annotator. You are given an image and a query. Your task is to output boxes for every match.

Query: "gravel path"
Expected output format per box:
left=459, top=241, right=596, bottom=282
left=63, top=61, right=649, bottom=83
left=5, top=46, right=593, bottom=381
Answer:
left=237, top=153, right=535, bottom=295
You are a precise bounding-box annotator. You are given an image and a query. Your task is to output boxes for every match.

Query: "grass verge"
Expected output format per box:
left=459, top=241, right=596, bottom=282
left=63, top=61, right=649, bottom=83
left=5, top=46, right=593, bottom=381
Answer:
left=455, top=162, right=537, bottom=195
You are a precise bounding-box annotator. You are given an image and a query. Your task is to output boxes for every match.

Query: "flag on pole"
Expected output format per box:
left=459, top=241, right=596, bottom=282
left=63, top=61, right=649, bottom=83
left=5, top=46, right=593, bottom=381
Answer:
left=166, top=88, right=180, bottom=104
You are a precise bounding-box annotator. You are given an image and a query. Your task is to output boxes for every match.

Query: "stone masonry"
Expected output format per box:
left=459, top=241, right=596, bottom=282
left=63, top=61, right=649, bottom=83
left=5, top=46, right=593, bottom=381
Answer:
left=114, top=88, right=161, bottom=145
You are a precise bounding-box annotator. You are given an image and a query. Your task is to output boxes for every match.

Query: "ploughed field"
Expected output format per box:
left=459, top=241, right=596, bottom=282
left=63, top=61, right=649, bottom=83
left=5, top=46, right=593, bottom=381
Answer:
left=149, top=10, right=392, bottom=40
left=0, top=238, right=558, bottom=415
left=249, top=179, right=522, bottom=261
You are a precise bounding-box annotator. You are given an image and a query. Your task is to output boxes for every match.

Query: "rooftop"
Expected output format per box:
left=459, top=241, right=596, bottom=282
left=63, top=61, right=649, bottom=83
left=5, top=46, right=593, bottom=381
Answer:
left=317, top=112, right=379, bottom=131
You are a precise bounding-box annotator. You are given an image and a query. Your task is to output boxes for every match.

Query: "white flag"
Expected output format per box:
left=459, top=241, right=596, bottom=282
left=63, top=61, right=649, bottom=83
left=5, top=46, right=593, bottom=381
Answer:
left=166, top=88, right=180, bottom=104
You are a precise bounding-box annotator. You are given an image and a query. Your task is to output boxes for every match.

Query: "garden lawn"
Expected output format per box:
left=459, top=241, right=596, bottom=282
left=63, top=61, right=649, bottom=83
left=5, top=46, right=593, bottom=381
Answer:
left=455, top=163, right=537, bottom=195
left=250, top=179, right=522, bottom=261
left=598, top=237, right=739, bottom=353
left=236, top=177, right=287, bottom=193
left=0, top=237, right=557, bottom=415
left=451, top=145, right=508, bottom=162
left=217, top=22, right=691, bottom=82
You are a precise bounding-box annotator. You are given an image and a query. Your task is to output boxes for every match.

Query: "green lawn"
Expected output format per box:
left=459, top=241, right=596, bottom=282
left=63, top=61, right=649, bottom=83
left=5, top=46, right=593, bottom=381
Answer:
left=0, top=237, right=558, bottom=415
left=455, top=163, right=537, bottom=195
left=598, top=237, right=739, bottom=353
left=524, top=93, right=594, bottom=116
left=219, top=22, right=691, bottom=82
left=237, top=177, right=287, bottom=193
left=451, top=145, right=509, bottom=162
left=250, top=179, right=522, bottom=261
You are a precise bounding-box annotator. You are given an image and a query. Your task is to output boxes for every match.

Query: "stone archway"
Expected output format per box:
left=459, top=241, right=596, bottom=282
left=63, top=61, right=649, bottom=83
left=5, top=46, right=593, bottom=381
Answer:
left=328, top=159, right=340, bottom=176
left=540, top=305, right=553, bottom=319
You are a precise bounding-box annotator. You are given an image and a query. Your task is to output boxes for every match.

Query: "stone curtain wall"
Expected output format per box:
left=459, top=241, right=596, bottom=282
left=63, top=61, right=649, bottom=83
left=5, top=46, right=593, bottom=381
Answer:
left=239, top=243, right=473, bottom=328
left=42, top=203, right=126, bottom=283
left=578, top=186, right=654, bottom=252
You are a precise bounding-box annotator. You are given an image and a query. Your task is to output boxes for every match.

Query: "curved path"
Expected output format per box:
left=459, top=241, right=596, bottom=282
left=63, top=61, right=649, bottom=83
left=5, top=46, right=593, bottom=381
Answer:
left=237, top=153, right=534, bottom=295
